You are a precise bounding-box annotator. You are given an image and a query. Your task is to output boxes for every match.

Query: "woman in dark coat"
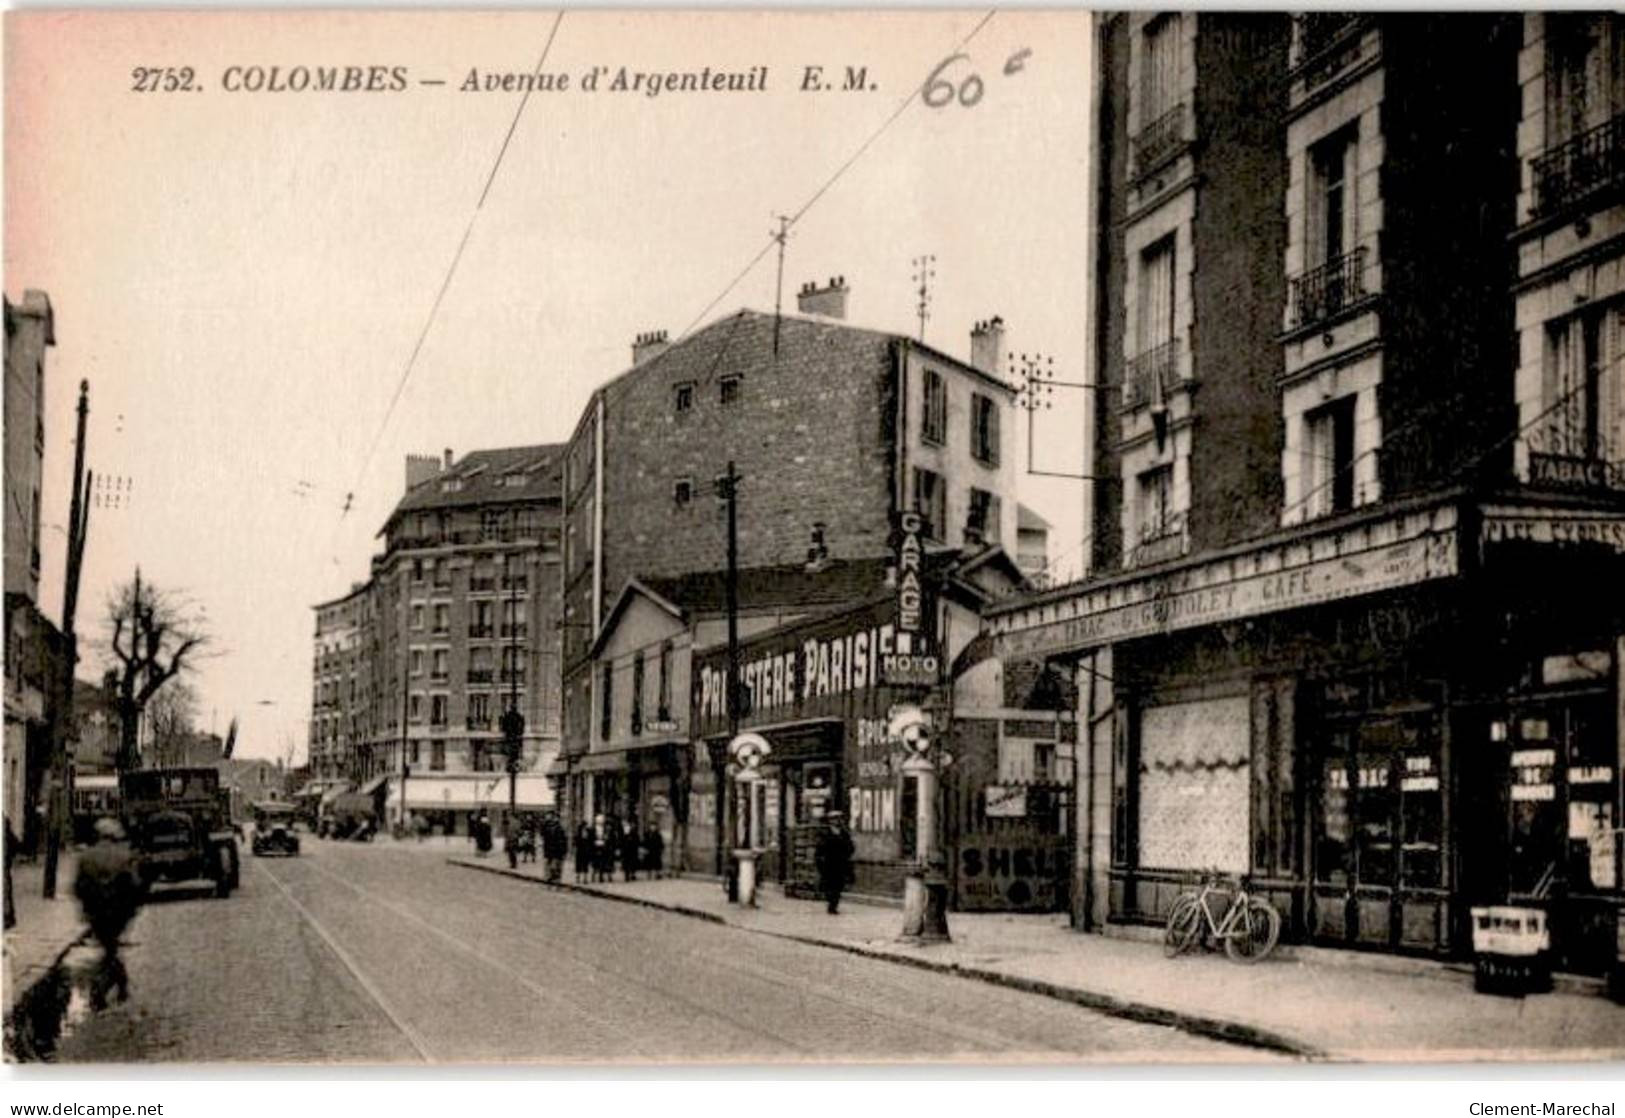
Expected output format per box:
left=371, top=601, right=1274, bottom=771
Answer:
left=593, top=817, right=616, bottom=882
left=573, top=822, right=593, bottom=881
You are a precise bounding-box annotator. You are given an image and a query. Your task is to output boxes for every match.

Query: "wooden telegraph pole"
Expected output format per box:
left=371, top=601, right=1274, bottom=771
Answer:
left=43, top=381, right=90, bottom=899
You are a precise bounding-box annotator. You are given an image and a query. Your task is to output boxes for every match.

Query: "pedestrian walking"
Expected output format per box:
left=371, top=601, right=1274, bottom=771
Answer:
left=474, top=812, right=493, bottom=856
left=814, top=811, right=855, bottom=915
left=4, top=815, right=18, bottom=930
left=541, top=813, right=568, bottom=883
left=642, top=822, right=665, bottom=879
left=573, top=821, right=592, bottom=881
left=619, top=818, right=642, bottom=882
left=593, top=815, right=616, bottom=883
left=73, top=817, right=142, bottom=1009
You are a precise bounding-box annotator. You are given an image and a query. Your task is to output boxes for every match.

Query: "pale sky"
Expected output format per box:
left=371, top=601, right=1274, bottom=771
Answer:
left=6, top=9, right=1093, bottom=764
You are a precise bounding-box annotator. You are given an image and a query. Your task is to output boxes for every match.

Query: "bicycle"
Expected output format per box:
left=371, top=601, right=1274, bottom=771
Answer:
left=1163, top=869, right=1282, bottom=964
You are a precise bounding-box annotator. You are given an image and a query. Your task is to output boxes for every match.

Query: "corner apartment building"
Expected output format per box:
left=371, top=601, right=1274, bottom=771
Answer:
left=988, top=12, right=1625, bottom=976
left=4, top=291, right=64, bottom=852
left=558, top=281, right=1021, bottom=827
left=309, top=582, right=366, bottom=782
left=309, top=445, right=565, bottom=833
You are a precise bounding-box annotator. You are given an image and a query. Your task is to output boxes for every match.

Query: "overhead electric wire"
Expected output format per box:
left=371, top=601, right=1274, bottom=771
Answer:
left=345, top=10, right=569, bottom=509
left=674, top=9, right=1000, bottom=343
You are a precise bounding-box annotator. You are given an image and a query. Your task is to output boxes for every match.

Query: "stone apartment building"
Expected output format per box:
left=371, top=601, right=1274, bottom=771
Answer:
left=4, top=291, right=64, bottom=853
left=987, top=13, right=1625, bottom=976
left=557, top=281, right=1022, bottom=831
left=310, top=445, right=565, bottom=833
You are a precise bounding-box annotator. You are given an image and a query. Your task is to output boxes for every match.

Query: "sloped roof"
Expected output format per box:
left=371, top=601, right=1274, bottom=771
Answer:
left=600, top=309, right=1016, bottom=406
left=1017, top=503, right=1051, bottom=533
left=387, top=443, right=565, bottom=523
left=640, top=557, right=895, bottom=618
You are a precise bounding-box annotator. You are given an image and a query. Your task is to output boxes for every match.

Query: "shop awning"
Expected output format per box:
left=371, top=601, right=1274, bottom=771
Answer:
left=398, top=774, right=554, bottom=811
left=319, top=784, right=354, bottom=807
left=565, top=742, right=681, bottom=775
left=357, top=774, right=391, bottom=796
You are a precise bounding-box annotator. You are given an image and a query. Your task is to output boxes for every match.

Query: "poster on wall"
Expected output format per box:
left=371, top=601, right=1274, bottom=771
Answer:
left=954, top=829, right=1070, bottom=912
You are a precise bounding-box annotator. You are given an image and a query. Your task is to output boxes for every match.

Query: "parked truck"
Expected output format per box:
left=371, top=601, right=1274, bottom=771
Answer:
left=119, top=767, right=241, bottom=897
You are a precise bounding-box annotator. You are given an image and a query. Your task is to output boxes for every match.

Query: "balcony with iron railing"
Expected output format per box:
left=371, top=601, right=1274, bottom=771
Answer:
left=1130, top=511, right=1189, bottom=567
left=1122, top=339, right=1180, bottom=411
left=430, top=669, right=449, bottom=684
left=1290, top=13, right=1366, bottom=98
left=1288, top=246, right=1369, bottom=332
left=468, top=624, right=494, bottom=639
left=500, top=667, right=527, bottom=684
left=466, top=715, right=493, bottom=731
left=501, top=575, right=528, bottom=592
left=500, top=623, right=528, bottom=639
left=1530, top=112, right=1625, bottom=220
left=1131, top=103, right=1187, bottom=180
left=466, top=668, right=494, bottom=684
left=469, top=576, right=497, bottom=593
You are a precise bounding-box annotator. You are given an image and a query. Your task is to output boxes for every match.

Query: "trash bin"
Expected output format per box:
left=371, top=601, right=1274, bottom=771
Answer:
left=1470, top=905, right=1551, bottom=997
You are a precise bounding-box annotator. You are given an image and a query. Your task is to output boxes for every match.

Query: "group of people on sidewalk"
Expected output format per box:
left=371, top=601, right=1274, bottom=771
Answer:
left=571, top=815, right=666, bottom=884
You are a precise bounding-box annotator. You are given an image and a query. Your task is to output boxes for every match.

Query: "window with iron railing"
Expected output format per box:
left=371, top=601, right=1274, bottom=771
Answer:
left=1132, top=103, right=1187, bottom=179
left=1531, top=112, right=1625, bottom=218
left=1123, top=339, right=1179, bottom=410
left=1289, top=246, right=1368, bottom=330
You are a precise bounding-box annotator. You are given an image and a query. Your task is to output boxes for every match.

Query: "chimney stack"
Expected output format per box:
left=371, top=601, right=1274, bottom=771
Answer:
left=632, top=329, right=671, bottom=366
left=971, top=316, right=1006, bottom=376
left=797, top=276, right=849, bottom=320
left=443, top=447, right=455, bottom=469
left=405, top=453, right=443, bottom=492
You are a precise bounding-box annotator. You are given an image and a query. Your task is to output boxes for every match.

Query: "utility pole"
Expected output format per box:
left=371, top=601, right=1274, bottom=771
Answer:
left=911, top=254, right=936, bottom=343
left=44, top=381, right=91, bottom=899
left=771, top=216, right=791, bottom=357
left=714, top=461, right=741, bottom=879
left=500, top=550, right=525, bottom=866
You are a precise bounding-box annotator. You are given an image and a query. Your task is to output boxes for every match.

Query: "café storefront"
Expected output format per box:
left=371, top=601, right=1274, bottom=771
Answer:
left=987, top=491, right=1625, bottom=974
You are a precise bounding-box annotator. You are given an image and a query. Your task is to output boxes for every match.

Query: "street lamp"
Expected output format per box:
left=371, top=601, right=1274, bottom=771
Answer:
left=502, top=551, right=525, bottom=867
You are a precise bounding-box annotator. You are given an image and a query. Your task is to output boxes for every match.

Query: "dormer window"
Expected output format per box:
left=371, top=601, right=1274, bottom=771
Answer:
left=440, top=477, right=463, bottom=493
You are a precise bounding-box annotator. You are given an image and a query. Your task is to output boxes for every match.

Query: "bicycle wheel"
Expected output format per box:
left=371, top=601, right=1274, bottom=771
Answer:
left=1224, top=897, right=1281, bottom=964
left=1164, top=894, right=1202, bottom=958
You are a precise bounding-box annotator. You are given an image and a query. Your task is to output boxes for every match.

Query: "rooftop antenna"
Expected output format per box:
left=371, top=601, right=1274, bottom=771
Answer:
left=772, top=215, right=791, bottom=356
left=911, top=254, right=937, bottom=343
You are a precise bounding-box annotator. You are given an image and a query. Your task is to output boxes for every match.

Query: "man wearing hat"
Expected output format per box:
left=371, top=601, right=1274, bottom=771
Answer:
left=814, top=810, right=855, bottom=915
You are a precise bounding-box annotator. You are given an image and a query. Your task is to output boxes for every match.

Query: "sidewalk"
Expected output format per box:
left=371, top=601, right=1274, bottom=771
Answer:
left=450, top=858, right=1625, bottom=1063
left=4, top=855, right=86, bottom=1018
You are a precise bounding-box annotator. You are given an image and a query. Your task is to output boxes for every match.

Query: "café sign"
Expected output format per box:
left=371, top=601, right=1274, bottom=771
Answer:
left=992, top=508, right=1460, bottom=660
left=1481, top=507, right=1625, bottom=554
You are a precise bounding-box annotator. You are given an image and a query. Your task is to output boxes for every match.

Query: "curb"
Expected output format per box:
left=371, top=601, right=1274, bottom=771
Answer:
left=447, top=857, right=1321, bottom=1060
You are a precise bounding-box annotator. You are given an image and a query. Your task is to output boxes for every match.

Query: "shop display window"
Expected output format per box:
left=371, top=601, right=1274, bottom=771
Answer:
left=1314, top=710, right=1442, bottom=891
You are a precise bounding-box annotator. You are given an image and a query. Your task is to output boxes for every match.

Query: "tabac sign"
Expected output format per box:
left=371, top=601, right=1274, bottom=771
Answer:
left=990, top=505, right=1461, bottom=660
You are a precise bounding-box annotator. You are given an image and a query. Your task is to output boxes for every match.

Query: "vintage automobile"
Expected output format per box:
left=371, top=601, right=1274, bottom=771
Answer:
left=320, top=793, right=378, bottom=841
left=250, top=801, right=301, bottom=857
left=120, top=767, right=240, bottom=898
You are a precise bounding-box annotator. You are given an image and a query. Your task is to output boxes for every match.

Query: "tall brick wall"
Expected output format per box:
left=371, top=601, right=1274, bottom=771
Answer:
left=598, top=312, right=897, bottom=605
left=1378, top=15, right=1522, bottom=497
left=1189, top=15, right=1291, bottom=552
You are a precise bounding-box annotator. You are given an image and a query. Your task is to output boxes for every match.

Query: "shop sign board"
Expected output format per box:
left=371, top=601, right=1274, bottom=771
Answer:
left=1528, top=452, right=1625, bottom=494
left=1481, top=508, right=1625, bottom=553
left=955, top=829, right=1069, bottom=912
left=896, top=510, right=926, bottom=635
left=693, top=598, right=905, bottom=738
left=993, top=520, right=1459, bottom=660
left=984, top=785, right=1027, bottom=817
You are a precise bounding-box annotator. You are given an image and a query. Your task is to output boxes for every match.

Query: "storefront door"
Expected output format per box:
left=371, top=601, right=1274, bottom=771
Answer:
left=1310, top=696, right=1447, bottom=953
left=1465, top=695, right=1619, bottom=974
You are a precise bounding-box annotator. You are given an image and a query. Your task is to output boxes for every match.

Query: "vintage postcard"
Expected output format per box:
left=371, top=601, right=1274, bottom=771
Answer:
left=3, top=7, right=1624, bottom=1072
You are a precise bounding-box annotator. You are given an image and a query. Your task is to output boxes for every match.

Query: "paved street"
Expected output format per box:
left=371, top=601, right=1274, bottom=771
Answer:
left=52, top=841, right=1261, bottom=1064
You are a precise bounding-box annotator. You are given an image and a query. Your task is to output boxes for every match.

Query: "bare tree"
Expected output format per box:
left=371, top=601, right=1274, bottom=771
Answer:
left=104, top=568, right=211, bottom=771
left=144, top=678, right=199, bottom=768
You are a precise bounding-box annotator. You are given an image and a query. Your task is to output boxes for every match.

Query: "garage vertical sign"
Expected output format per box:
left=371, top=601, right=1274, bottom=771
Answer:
left=886, top=510, right=939, bottom=687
